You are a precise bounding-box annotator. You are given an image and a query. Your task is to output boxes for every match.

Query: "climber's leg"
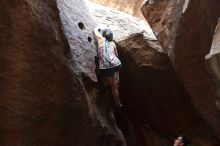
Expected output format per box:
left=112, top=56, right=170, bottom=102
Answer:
left=114, top=71, right=120, bottom=88
left=106, top=76, right=122, bottom=107
left=106, top=76, right=118, bottom=97
left=101, top=65, right=122, bottom=107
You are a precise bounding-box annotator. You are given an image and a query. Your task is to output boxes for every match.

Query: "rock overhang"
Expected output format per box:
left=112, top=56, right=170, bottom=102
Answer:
left=86, top=1, right=157, bottom=42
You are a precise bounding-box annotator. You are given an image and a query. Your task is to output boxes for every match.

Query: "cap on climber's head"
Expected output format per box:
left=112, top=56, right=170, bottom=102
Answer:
left=102, top=28, right=113, bottom=41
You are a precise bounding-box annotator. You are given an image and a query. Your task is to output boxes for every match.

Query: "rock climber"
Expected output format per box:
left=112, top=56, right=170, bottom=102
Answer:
left=173, top=136, right=191, bottom=146
left=94, top=26, right=122, bottom=107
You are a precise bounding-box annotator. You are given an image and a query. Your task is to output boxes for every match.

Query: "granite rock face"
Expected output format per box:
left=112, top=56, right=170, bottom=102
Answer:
left=0, top=0, right=98, bottom=145
left=142, top=0, right=220, bottom=141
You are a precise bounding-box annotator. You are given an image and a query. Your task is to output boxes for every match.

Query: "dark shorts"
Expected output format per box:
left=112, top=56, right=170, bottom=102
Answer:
left=101, top=65, right=121, bottom=77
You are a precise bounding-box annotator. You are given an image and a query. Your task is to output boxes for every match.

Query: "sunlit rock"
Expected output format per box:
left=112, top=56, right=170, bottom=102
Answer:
left=89, top=0, right=146, bottom=19
left=87, top=1, right=157, bottom=42
left=57, top=0, right=97, bottom=81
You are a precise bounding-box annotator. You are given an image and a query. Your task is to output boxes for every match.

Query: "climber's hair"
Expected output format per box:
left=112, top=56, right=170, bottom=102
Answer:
left=102, top=28, right=113, bottom=42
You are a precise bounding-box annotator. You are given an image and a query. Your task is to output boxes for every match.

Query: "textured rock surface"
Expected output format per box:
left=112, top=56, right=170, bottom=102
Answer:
left=117, top=34, right=218, bottom=146
left=142, top=0, right=220, bottom=141
left=0, top=0, right=99, bottom=145
left=58, top=0, right=127, bottom=145
left=1, top=0, right=220, bottom=145
left=141, top=0, right=185, bottom=59
left=87, top=1, right=157, bottom=42
left=89, top=0, right=146, bottom=19
left=205, top=18, right=220, bottom=110
left=57, top=0, right=97, bottom=81
left=88, top=2, right=219, bottom=145
left=172, top=0, right=220, bottom=140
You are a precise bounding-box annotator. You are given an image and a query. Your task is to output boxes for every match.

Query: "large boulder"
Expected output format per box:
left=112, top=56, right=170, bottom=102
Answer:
left=117, top=34, right=218, bottom=146
left=142, top=0, right=220, bottom=140
left=89, top=0, right=146, bottom=19
left=88, top=2, right=219, bottom=146
left=87, top=1, right=157, bottom=42
left=0, top=0, right=99, bottom=145
left=141, top=0, right=187, bottom=58
left=58, top=0, right=127, bottom=146
left=57, top=0, right=97, bottom=80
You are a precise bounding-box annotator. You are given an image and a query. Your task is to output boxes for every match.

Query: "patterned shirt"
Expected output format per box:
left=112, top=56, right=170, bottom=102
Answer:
left=98, top=40, right=121, bottom=69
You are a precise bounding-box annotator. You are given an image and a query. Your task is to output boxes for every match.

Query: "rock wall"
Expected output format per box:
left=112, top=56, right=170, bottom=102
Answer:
left=205, top=18, right=220, bottom=110
left=89, top=2, right=219, bottom=146
left=87, top=1, right=156, bottom=42
left=1, top=0, right=220, bottom=145
left=89, top=0, right=146, bottom=19
left=142, top=0, right=220, bottom=141
left=0, top=0, right=98, bottom=145
left=172, top=0, right=220, bottom=140
left=57, top=0, right=97, bottom=80
left=117, top=34, right=217, bottom=146
left=58, top=0, right=127, bottom=146
left=141, top=0, right=185, bottom=59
